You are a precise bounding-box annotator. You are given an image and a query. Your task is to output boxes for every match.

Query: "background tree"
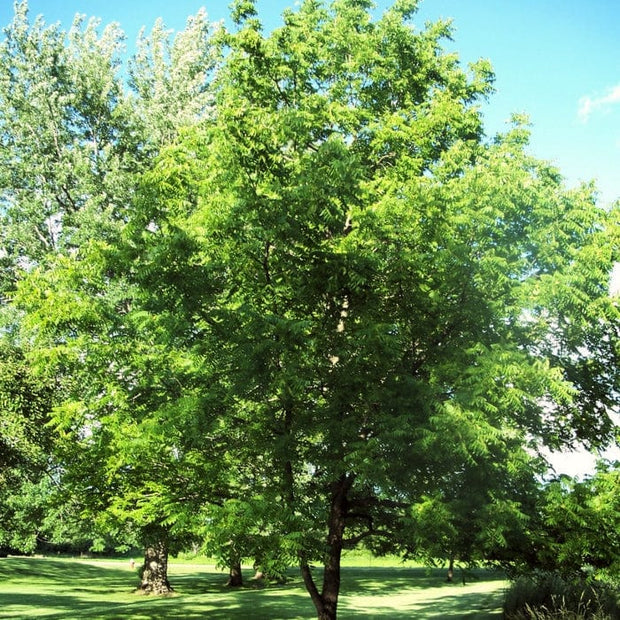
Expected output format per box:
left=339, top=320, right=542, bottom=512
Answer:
left=0, top=0, right=218, bottom=275
left=534, top=463, right=620, bottom=579
left=128, top=8, right=217, bottom=147
left=1, top=0, right=221, bottom=590
left=0, top=343, right=57, bottom=554
left=0, top=2, right=133, bottom=268
left=503, top=463, right=620, bottom=618
left=406, top=438, right=544, bottom=581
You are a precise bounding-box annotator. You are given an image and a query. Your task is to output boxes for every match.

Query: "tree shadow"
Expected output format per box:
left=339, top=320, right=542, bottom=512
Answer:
left=0, top=557, right=140, bottom=619
left=337, top=566, right=505, bottom=619
left=340, top=589, right=505, bottom=619
left=1, top=556, right=132, bottom=585
left=341, top=565, right=505, bottom=593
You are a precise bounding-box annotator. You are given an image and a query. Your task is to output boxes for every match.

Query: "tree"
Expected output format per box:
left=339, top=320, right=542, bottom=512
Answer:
left=175, top=1, right=616, bottom=617
left=15, top=221, right=225, bottom=592
left=406, top=437, right=544, bottom=581
left=0, top=1, right=218, bottom=273
left=503, top=463, right=620, bottom=618
left=0, top=343, right=57, bottom=554
left=128, top=8, right=218, bottom=146
left=534, top=463, right=620, bottom=579
left=1, top=1, right=221, bottom=591
left=0, top=2, right=134, bottom=268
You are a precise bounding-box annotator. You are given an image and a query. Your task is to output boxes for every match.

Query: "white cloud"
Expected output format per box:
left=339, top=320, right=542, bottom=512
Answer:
left=578, top=84, right=620, bottom=122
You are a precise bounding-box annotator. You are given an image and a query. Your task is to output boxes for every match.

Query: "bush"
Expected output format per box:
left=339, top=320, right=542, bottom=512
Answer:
left=504, top=571, right=620, bottom=619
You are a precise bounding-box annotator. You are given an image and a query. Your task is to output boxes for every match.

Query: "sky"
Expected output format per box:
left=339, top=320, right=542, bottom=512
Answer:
left=0, top=0, right=618, bottom=476
left=1, top=0, right=617, bottom=207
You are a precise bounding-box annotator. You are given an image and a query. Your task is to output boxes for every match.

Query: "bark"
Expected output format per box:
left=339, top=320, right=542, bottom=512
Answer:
left=139, top=540, right=172, bottom=594
left=226, top=560, right=243, bottom=587
left=301, top=561, right=325, bottom=616
left=446, top=555, right=454, bottom=583
left=302, top=474, right=354, bottom=620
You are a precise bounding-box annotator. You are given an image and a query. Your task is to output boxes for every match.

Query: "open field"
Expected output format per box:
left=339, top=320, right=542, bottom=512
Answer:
left=0, top=555, right=507, bottom=619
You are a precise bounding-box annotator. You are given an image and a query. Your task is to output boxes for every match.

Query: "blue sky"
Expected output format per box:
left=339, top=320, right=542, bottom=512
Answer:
left=1, top=1, right=618, bottom=474
left=1, top=0, right=618, bottom=207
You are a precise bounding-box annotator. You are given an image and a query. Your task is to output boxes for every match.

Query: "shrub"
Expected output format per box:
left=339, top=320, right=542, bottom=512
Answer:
left=504, top=571, right=620, bottom=619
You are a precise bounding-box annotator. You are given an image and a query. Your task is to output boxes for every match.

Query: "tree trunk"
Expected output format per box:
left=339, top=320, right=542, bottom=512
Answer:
left=139, top=540, right=172, bottom=594
left=301, top=474, right=353, bottom=620
left=446, top=555, right=455, bottom=582
left=226, top=559, right=243, bottom=587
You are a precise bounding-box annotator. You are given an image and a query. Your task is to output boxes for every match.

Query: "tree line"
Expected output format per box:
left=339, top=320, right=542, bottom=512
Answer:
left=0, top=1, right=618, bottom=618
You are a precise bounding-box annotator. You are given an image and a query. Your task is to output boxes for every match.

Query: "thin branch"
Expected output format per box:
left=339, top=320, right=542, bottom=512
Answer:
left=343, top=528, right=393, bottom=548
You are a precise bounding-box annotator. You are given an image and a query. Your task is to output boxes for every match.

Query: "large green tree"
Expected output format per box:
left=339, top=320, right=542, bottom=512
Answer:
left=194, top=1, right=618, bottom=618
left=14, top=134, right=233, bottom=592
left=66, top=0, right=617, bottom=616
left=179, top=2, right=617, bottom=618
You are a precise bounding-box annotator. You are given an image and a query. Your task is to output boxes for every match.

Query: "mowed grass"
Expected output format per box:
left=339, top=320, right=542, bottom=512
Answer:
left=0, top=553, right=507, bottom=619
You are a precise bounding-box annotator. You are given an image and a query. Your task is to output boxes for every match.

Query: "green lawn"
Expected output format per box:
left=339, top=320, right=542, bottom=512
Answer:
left=0, top=555, right=507, bottom=619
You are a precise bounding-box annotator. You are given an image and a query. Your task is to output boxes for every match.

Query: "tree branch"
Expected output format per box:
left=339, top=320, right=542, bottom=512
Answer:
left=343, top=528, right=393, bottom=548
left=348, top=496, right=410, bottom=510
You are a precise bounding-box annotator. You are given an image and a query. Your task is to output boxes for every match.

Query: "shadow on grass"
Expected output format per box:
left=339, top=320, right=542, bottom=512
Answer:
left=337, top=566, right=505, bottom=619
left=341, top=565, right=505, bottom=592
left=0, top=559, right=316, bottom=619
left=0, top=590, right=317, bottom=620
left=0, top=557, right=505, bottom=619
left=0, top=557, right=139, bottom=619
left=0, top=556, right=130, bottom=586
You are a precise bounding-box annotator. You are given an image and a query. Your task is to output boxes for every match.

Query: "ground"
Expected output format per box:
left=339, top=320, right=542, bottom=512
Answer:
left=0, top=555, right=506, bottom=619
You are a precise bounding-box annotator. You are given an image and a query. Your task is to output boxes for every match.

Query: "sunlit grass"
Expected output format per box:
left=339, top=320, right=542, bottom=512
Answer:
left=0, top=555, right=507, bottom=619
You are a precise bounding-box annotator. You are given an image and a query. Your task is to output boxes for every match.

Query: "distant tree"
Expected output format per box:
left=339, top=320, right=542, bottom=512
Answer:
left=503, top=463, right=620, bottom=619
left=532, top=463, right=620, bottom=579
left=406, top=439, right=544, bottom=581
left=0, top=1, right=218, bottom=273
left=0, top=2, right=134, bottom=269
left=0, top=344, right=56, bottom=554
left=128, top=8, right=217, bottom=146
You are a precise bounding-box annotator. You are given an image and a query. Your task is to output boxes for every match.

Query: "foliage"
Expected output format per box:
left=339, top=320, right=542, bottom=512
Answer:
left=504, top=465, right=620, bottom=620
left=168, top=1, right=617, bottom=616
left=2, top=0, right=619, bottom=617
left=526, top=463, right=620, bottom=579
left=128, top=8, right=219, bottom=145
left=0, top=0, right=220, bottom=567
left=0, top=0, right=218, bottom=289
left=404, top=434, right=544, bottom=572
left=0, top=2, right=133, bottom=268
left=0, top=344, right=56, bottom=553
left=504, top=571, right=620, bottom=619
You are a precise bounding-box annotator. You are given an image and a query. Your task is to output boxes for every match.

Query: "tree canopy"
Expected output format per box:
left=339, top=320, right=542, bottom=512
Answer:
left=2, top=0, right=619, bottom=618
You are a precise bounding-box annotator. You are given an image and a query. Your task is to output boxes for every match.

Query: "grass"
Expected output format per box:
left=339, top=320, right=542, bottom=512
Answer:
left=0, top=554, right=507, bottom=619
